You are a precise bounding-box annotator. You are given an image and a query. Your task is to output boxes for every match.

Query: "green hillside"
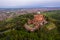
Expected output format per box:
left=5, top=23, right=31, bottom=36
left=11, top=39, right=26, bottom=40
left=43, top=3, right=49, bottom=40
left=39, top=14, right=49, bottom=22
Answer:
left=0, top=10, right=60, bottom=40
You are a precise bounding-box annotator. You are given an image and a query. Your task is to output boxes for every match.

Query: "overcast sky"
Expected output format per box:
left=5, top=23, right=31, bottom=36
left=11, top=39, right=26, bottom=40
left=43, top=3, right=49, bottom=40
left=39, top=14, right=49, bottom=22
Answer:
left=0, top=0, right=60, bottom=8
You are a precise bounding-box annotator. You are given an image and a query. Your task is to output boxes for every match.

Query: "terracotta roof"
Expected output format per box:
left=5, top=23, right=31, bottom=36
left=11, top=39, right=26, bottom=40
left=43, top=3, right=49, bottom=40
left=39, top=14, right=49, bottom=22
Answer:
left=24, top=14, right=47, bottom=32
left=34, top=14, right=44, bottom=22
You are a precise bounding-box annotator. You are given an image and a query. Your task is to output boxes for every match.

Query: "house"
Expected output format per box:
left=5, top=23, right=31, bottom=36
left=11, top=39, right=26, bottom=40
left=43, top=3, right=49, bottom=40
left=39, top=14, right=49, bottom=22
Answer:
left=24, top=13, right=48, bottom=32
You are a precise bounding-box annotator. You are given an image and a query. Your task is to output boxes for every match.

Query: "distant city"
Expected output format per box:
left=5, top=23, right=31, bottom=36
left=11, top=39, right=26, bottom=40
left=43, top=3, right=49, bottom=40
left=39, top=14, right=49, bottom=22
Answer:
left=0, top=7, right=60, bottom=21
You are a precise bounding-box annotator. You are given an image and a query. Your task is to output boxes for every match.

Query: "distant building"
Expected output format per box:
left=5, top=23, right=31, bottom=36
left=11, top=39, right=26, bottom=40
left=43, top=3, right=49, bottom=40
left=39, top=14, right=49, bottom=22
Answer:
left=37, top=11, right=41, bottom=14
left=6, top=11, right=10, bottom=13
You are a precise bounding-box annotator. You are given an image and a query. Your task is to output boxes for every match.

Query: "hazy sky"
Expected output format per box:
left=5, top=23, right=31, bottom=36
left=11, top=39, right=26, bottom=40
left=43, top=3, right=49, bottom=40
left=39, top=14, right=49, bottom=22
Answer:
left=0, top=0, right=60, bottom=8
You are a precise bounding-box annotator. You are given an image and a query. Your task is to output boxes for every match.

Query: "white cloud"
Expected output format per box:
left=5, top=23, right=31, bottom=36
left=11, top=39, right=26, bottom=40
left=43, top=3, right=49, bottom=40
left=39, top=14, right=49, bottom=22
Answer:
left=0, top=0, right=60, bottom=8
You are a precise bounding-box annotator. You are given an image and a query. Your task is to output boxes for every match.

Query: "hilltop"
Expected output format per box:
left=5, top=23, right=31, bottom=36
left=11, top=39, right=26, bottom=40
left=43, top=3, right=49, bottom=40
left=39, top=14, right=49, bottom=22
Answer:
left=0, top=10, right=60, bottom=40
